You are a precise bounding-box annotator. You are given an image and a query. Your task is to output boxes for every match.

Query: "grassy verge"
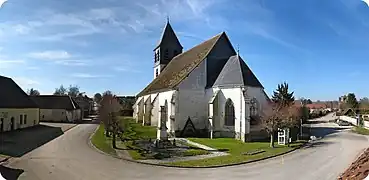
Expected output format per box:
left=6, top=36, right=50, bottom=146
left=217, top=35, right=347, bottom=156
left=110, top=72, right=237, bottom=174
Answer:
left=352, top=126, right=369, bottom=135
left=164, top=138, right=304, bottom=167
left=91, top=124, right=117, bottom=156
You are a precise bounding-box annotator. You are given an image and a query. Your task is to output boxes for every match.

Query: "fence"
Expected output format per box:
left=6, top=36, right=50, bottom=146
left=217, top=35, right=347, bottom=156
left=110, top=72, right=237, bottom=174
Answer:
left=338, top=116, right=358, bottom=126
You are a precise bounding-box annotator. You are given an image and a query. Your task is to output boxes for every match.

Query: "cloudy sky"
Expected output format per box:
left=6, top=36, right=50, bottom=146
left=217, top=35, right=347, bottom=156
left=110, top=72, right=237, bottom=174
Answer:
left=0, top=0, right=368, bottom=100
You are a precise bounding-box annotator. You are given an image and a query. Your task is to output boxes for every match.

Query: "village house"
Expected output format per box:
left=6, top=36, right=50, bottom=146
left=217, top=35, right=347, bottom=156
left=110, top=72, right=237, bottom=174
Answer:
left=133, top=21, right=270, bottom=142
left=0, top=75, right=40, bottom=132
left=31, top=95, right=81, bottom=122
left=73, top=95, right=94, bottom=118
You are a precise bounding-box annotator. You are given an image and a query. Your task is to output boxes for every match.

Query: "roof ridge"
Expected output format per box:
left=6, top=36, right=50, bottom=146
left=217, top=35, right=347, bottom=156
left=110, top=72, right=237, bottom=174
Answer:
left=171, top=33, right=224, bottom=88
left=138, top=32, right=225, bottom=96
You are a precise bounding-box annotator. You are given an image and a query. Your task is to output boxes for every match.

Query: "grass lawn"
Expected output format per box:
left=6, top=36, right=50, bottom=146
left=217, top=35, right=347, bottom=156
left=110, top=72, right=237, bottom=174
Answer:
left=91, top=123, right=117, bottom=156
left=352, top=126, right=369, bottom=135
left=164, top=138, right=304, bottom=167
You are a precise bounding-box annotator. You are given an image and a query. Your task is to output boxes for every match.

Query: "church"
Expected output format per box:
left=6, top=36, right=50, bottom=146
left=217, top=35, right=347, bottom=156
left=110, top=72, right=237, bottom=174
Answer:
left=133, top=21, right=271, bottom=142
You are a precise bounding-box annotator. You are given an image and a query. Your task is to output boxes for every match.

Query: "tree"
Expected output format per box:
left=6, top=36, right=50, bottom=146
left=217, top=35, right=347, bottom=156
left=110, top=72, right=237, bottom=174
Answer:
left=272, top=82, right=295, bottom=107
left=67, top=85, right=80, bottom=97
left=360, top=97, right=369, bottom=107
left=261, top=103, right=300, bottom=148
left=99, top=93, right=121, bottom=148
left=346, top=93, right=359, bottom=109
left=103, top=90, right=112, bottom=96
left=94, top=93, right=102, bottom=103
left=27, top=88, right=40, bottom=96
left=54, top=85, right=67, bottom=95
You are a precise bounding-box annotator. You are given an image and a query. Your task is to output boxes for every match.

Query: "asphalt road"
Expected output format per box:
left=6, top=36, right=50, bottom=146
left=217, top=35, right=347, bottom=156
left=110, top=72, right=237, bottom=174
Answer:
left=3, top=120, right=369, bottom=180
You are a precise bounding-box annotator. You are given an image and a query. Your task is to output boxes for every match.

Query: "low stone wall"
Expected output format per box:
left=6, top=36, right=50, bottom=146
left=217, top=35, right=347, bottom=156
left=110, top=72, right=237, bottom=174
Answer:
left=338, top=116, right=358, bottom=126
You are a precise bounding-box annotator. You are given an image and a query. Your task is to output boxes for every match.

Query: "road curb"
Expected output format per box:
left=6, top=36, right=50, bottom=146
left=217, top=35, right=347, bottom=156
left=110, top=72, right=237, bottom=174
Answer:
left=88, top=125, right=308, bottom=169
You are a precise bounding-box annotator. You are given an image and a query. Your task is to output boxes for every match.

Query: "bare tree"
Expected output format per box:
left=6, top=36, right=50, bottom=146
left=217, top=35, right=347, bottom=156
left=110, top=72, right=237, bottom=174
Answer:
left=54, top=85, right=67, bottom=95
left=261, top=103, right=300, bottom=148
left=103, top=90, right=112, bottom=96
left=27, top=88, right=40, bottom=96
left=68, top=85, right=80, bottom=97
left=99, top=93, right=121, bottom=148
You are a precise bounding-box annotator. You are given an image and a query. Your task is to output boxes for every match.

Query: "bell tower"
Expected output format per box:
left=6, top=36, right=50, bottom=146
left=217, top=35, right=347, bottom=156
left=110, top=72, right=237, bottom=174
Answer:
left=153, top=19, right=183, bottom=79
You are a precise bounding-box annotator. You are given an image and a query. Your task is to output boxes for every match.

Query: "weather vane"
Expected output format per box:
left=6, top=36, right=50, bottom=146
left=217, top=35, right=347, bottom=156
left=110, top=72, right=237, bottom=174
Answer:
left=0, top=0, right=7, bottom=8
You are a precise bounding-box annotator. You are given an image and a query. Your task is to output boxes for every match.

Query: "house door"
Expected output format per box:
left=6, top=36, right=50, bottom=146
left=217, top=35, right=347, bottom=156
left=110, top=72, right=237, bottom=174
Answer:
left=10, top=117, right=15, bottom=130
left=0, top=118, right=3, bottom=132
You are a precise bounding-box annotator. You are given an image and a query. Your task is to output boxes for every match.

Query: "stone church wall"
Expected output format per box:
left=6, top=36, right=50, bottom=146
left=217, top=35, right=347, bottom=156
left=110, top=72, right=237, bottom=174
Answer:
left=176, top=59, right=209, bottom=136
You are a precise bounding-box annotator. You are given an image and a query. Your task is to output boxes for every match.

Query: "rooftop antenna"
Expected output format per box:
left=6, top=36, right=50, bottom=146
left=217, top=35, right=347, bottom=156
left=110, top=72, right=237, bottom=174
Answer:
left=166, top=15, right=170, bottom=23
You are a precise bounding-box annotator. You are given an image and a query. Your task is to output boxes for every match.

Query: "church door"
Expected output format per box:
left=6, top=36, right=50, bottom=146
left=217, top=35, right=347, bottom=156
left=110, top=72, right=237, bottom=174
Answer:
left=224, top=99, right=235, bottom=126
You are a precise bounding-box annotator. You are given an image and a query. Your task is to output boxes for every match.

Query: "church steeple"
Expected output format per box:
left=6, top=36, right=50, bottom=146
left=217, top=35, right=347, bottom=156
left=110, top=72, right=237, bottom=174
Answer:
left=153, top=20, right=183, bottom=79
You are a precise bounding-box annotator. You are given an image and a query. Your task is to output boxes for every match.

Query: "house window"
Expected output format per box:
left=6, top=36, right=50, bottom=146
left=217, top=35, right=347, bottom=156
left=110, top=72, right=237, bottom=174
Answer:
left=155, top=69, right=159, bottom=77
left=24, top=115, right=27, bottom=124
left=20, top=114, right=23, bottom=125
left=224, top=99, right=235, bottom=126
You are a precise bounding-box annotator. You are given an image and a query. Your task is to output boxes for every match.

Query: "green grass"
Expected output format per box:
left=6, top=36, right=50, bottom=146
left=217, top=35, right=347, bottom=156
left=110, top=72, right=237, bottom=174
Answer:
left=117, top=117, right=157, bottom=160
left=91, top=124, right=117, bottom=156
left=352, top=126, right=369, bottom=135
left=120, top=117, right=157, bottom=140
left=164, top=138, right=304, bottom=167
left=182, top=149, right=210, bottom=156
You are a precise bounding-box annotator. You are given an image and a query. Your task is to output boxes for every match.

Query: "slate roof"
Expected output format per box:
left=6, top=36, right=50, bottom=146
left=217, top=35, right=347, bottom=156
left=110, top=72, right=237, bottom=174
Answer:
left=138, top=32, right=225, bottom=96
left=0, top=75, right=39, bottom=108
left=213, top=55, right=264, bottom=88
left=155, top=22, right=183, bottom=49
left=31, top=95, right=80, bottom=110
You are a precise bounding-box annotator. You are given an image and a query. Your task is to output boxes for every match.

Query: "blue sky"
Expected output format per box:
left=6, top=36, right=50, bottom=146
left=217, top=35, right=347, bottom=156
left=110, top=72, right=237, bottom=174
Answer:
left=0, top=0, right=368, bottom=101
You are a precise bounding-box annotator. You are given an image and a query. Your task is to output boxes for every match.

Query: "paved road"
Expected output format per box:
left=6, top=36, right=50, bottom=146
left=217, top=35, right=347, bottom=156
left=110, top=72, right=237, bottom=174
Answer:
left=3, top=123, right=368, bottom=180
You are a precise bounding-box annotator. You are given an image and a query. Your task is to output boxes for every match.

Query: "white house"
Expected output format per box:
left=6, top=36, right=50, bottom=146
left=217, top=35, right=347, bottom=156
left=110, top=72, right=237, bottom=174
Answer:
left=133, top=21, right=270, bottom=142
left=31, top=95, right=81, bottom=123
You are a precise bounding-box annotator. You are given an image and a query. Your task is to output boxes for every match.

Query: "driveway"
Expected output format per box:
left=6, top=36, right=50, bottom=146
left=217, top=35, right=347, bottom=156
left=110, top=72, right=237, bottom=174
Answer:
left=2, top=123, right=368, bottom=180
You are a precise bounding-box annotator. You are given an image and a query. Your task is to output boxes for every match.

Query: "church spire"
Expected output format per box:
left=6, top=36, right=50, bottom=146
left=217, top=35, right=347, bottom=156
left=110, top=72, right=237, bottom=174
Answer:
left=153, top=20, right=183, bottom=79
left=155, top=20, right=183, bottom=49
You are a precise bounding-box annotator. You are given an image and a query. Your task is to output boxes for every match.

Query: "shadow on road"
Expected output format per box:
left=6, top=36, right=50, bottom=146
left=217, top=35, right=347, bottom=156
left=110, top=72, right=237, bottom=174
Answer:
left=306, top=126, right=350, bottom=138
left=0, top=125, right=64, bottom=157
left=0, top=165, right=24, bottom=180
left=303, top=141, right=335, bottom=149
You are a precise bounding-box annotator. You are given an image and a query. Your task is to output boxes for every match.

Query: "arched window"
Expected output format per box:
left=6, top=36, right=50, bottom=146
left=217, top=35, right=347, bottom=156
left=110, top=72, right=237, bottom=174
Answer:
left=224, top=99, right=235, bottom=126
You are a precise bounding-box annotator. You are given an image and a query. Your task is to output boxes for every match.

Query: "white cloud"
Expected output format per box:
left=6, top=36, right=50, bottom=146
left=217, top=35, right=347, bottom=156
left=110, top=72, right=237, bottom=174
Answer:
left=70, top=73, right=113, bottom=78
left=0, top=59, right=26, bottom=69
left=55, top=60, right=90, bottom=66
left=28, top=50, right=72, bottom=60
left=113, top=66, right=141, bottom=73
left=26, top=66, right=40, bottom=70
left=13, top=77, right=40, bottom=86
